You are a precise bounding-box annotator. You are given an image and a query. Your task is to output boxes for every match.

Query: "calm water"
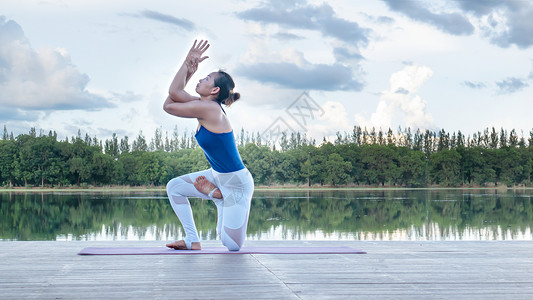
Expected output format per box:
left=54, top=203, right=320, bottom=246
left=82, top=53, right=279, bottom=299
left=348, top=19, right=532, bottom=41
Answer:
left=1, top=189, right=532, bottom=241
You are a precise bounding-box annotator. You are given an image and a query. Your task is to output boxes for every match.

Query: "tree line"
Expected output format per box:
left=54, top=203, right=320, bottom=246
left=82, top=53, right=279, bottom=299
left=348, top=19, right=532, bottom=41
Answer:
left=1, top=125, right=532, bottom=187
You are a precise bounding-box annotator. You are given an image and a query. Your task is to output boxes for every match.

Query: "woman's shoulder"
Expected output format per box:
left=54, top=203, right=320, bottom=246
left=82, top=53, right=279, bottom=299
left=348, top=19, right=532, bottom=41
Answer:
left=198, top=110, right=232, bottom=134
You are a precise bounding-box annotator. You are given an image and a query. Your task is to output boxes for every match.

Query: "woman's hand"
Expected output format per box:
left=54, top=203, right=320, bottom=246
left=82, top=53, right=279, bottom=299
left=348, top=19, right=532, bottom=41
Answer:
left=167, top=39, right=209, bottom=105
left=185, top=40, right=209, bottom=79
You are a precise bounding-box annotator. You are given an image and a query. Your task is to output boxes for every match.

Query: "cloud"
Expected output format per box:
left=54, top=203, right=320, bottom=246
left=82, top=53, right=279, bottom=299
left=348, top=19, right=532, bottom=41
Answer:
left=381, top=0, right=474, bottom=35
left=463, top=81, right=487, bottom=89
left=376, top=16, right=395, bottom=25
left=356, top=64, right=434, bottom=130
left=306, top=100, right=351, bottom=139
left=385, top=0, right=533, bottom=48
left=473, top=4, right=533, bottom=49
left=139, top=10, right=195, bottom=31
left=0, top=107, right=42, bottom=122
left=320, top=101, right=350, bottom=129
left=235, top=62, right=363, bottom=91
left=395, top=87, right=410, bottom=94
left=236, top=1, right=369, bottom=93
left=236, top=1, right=368, bottom=93
left=0, top=16, right=110, bottom=119
left=496, top=77, right=529, bottom=94
left=237, top=1, right=371, bottom=46
left=333, top=47, right=365, bottom=65
left=272, top=32, right=304, bottom=41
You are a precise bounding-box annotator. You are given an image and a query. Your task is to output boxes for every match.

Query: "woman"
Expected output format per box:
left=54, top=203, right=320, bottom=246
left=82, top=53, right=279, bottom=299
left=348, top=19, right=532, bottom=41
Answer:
left=163, top=40, right=254, bottom=251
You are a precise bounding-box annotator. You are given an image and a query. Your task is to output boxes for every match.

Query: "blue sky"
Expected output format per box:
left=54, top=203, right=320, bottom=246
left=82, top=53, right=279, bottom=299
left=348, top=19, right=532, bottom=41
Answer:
left=1, top=0, right=532, bottom=143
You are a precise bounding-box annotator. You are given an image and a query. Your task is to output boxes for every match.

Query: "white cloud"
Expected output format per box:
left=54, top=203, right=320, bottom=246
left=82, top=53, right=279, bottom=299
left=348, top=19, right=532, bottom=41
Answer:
left=319, top=100, right=351, bottom=130
left=389, top=63, right=433, bottom=93
left=356, top=64, right=434, bottom=130
left=306, top=100, right=351, bottom=140
left=0, top=17, right=109, bottom=116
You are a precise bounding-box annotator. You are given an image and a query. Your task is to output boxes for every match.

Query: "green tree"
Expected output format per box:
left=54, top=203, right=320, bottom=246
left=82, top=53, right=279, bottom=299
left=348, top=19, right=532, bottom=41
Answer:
left=360, top=144, right=399, bottom=186
left=430, top=149, right=461, bottom=186
left=132, top=131, right=148, bottom=152
left=397, top=147, right=427, bottom=187
left=68, top=157, right=92, bottom=186
left=335, top=143, right=362, bottom=185
left=0, top=139, right=17, bottom=186
left=91, top=151, right=114, bottom=186
left=324, top=153, right=352, bottom=186
left=240, top=143, right=273, bottom=185
left=459, top=147, right=494, bottom=186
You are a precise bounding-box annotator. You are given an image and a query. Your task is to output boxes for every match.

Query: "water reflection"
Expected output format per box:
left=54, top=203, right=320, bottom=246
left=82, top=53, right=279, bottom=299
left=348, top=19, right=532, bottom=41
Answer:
left=0, top=189, right=532, bottom=241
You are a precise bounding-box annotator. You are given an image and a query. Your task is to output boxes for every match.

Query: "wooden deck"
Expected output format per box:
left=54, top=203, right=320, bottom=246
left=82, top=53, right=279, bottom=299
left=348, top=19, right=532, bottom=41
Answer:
left=1, top=240, right=532, bottom=299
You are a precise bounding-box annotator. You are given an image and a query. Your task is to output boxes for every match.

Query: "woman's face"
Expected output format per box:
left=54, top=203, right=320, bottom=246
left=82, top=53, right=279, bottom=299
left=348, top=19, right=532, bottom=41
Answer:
left=196, top=72, right=217, bottom=97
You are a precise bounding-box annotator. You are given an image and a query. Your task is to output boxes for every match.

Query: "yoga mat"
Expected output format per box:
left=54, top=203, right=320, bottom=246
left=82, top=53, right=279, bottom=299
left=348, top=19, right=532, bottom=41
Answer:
left=78, top=246, right=366, bottom=255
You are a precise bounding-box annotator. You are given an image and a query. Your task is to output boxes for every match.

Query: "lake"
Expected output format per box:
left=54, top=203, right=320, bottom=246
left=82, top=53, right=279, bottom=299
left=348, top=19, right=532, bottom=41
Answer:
left=1, top=189, right=532, bottom=241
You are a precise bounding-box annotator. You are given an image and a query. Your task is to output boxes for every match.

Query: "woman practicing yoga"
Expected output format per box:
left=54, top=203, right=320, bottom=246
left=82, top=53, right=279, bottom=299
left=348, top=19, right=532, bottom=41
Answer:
left=163, top=40, right=254, bottom=251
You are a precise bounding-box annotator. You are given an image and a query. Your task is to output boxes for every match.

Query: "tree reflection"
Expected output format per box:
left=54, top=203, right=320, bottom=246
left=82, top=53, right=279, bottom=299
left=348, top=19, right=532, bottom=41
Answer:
left=0, top=190, right=531, bottom=241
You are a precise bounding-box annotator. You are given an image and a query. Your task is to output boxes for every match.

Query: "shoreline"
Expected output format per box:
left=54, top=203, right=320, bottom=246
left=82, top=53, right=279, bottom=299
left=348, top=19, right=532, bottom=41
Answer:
left=1, top=185, right=532, bottom=192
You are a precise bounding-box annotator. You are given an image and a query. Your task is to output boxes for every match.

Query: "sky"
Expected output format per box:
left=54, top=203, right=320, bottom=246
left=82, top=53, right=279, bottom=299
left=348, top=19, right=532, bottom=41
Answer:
left=1, top=0, right=532, bottom=145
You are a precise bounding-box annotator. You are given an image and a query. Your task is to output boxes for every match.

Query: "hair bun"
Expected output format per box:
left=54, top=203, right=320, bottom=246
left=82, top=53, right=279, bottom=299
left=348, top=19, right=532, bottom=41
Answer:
left=232, top=92, right=240, bottom=102
left=222, top=92, right=240, bottom=107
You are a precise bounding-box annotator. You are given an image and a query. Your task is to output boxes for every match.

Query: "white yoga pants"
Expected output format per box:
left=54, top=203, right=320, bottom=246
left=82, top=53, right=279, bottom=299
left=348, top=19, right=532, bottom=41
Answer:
left=166, top=167, right=254, bottom=251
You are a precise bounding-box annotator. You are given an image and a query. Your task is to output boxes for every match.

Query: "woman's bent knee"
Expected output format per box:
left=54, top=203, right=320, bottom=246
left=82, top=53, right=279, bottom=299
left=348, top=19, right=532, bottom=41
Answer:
left=166, top=177, right=187, bottom=193
left=221, top=230, right=244, bottom=251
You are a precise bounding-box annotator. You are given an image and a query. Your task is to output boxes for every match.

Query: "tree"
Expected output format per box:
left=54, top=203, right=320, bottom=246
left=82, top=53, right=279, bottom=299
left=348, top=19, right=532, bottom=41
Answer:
left=324, top=153, right=352, bottom=186
left=152, top=127, right=164, bottom=151
left=171, top=126, right=181, bottom=151
left=509, top=129, right=518, bottom=148
left=279, top=132, right=289, bottom=152
left=413, top=129, right=423, bottom=151
left=240, top=143, right=273, bottom=185
left=104, top=133, right=119, bottom=158
left=500, top=128, right=508, bottom=148
left=456, top=130, right=465, bottom=148
left=2, top=125, right=8, bottom=140
left=336, top=144, right=362, bottom=185
left=132, top=131, right=148, bottom=152
left=387, top=128, right=395, bottom=145
left=360, top=144, right=399, bottom=186
left=430, top=149, right=461, bottom=186
left=271, top=149, right=297, bottom=185
left=437, top=129, right=449, bottom=151
left=489, top=127, right=499, bottom=149
left=68, top=157, right=92, bottom=186
left=300, top=158, right=314, bottom=187
left=91, top=151, right=114, bottom=186
left=423, top=130, right=434, bottom=157
left=404, top=127, right=413, bottom=148
left=120, top=136, right=130, bottom=153
left=397, top=147, right=427, bottom=187
left=0, top=139, right=17, bottom=186
left=138, top=152, right=162, bottom=186
left=459, top=147, right=494, bottom=186
left=352, top=126, right=362, bottom=146
left=180, top=131, right=189, bottom=149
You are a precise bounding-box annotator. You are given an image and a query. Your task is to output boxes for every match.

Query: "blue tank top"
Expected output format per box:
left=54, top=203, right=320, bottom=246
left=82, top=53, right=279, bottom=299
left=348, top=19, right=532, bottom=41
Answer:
left=195, top=125, right=245, bottom=173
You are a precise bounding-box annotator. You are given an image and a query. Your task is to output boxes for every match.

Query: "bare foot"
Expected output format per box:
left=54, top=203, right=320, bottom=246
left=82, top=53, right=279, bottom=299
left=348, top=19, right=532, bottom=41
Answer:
left=166, top=240, right=202, bottom=250
left=194, top=176, right=222, bottom=199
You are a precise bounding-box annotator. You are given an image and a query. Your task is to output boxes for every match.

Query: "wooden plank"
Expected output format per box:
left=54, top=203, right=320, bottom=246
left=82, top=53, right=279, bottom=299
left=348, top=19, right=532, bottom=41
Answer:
left=1, top=241, right=532, bottom=299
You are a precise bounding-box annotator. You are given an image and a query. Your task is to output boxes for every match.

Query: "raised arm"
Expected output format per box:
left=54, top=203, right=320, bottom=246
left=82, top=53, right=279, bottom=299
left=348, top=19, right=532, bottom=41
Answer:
left=167, top=40, right=210, bottom=103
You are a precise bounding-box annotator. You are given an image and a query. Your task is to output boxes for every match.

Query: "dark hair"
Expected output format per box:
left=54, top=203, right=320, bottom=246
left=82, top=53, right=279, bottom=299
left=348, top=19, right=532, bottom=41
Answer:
left=214, top=70, right=240, bottom=107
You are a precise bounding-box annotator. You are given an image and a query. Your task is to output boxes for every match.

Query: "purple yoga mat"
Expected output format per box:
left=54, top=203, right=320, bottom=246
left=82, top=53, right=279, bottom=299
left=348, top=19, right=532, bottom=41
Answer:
left=78, top=246, right=366, bottom=255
